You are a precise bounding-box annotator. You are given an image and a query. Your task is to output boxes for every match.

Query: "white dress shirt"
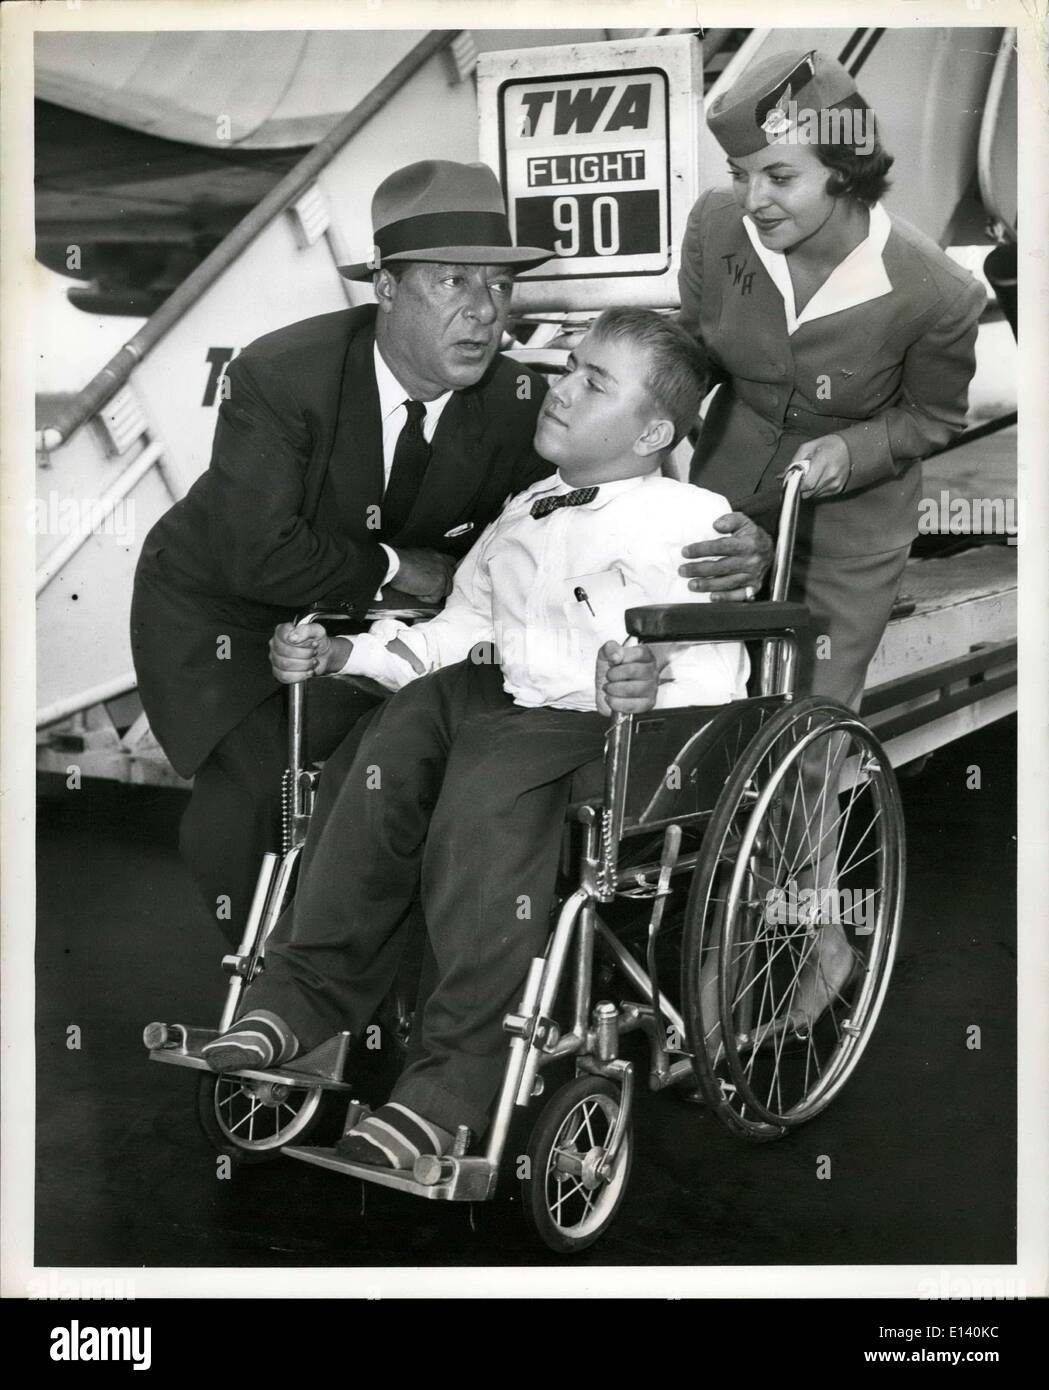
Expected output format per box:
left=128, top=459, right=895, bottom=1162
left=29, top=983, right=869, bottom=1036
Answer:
left=742, top=200, right=893, bottom=335
left=372, top=342, right=454, bottom=588
left=337, top=470, right=750, bottom=711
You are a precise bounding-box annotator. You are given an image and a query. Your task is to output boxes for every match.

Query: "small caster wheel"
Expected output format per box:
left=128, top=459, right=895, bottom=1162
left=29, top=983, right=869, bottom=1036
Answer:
left=196, top=1072, right=328, bottom=1164
left=522, top=1075, right=632, bottom=1254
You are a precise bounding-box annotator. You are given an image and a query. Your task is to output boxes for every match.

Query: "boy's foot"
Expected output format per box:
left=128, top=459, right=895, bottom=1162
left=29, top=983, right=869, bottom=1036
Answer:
left=335, top=1102, right=453, bottom=1170
left=202, top=1011, right=298, bottom=1072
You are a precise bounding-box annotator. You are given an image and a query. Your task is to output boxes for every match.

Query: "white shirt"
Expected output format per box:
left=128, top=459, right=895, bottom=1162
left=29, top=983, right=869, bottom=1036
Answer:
left=337, top=471, right=750, bottom=712
left=372, top=342, right=454, bottom=588
left=742, top=200, right=893, bottom=335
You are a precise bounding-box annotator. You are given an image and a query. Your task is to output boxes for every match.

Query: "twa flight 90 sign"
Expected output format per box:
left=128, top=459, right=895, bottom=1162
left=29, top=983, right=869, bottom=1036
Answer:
left=478, top=35, right=703, bottom=311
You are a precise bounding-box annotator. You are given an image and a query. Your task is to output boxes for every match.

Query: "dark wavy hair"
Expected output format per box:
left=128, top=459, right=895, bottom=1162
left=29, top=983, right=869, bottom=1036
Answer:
left=815, top=93, right=895, bottom=206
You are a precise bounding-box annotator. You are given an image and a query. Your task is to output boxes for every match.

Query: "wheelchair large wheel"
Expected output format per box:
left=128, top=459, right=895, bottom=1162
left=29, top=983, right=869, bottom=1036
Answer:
left=684, top=697, right=904, bottom=1139
left=523, top=1075, right=633, bottom=1254
left=196, top=1072, right=328, bottom=1163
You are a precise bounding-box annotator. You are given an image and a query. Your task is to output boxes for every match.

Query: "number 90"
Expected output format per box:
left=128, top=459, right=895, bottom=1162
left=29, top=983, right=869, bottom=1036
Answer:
left=552, top=196, right=621, bottom=257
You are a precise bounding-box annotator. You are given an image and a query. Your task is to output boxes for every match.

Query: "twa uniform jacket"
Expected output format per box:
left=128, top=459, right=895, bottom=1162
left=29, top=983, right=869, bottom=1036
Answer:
left=678, top=188, right=986, bottom=557
left=130, top=305, right=551, bottom=778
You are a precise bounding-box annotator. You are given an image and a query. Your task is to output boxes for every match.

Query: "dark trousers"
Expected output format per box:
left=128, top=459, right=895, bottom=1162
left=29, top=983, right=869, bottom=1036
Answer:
left=242, top=658, right=608, bottom=1137
left=179, top=681, right=381, bottom=945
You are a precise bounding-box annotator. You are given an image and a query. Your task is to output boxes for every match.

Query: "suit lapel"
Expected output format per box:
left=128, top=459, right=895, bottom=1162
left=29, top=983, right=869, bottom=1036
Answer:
left=386, top=382, right=491, bottom=547
left=316, top=314, right=385, bottom=540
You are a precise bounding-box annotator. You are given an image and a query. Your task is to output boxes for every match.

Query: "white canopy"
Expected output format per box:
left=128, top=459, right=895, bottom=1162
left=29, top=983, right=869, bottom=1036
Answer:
left=35, top=30, right=426, bottom=149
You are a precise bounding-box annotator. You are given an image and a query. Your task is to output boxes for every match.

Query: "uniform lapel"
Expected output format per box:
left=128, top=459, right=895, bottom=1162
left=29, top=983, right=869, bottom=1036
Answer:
left=742, top=203, right=894, bottom=335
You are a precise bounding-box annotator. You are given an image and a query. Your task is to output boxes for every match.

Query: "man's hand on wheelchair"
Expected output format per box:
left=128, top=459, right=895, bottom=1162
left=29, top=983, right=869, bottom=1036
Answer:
left=679, top=511, right=773, bottom=603
left=269, top=621, right=349, bottom=683
left=596, top=640, right=659, bottom=716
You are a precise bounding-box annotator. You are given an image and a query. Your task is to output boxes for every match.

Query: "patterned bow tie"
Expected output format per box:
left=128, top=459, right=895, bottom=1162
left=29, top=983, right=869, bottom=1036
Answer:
left=530, top=487, right=599, bottom=519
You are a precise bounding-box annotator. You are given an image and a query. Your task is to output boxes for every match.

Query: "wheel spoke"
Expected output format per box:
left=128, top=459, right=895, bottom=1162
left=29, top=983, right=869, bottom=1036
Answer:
left=565, top=1112, right=589, bottom=1149
left=553, top=1175, right=586, bottom=1223
left=582, top=1103, right=598, bottom=1150
left=228, top=1096, right=262, bottom=1135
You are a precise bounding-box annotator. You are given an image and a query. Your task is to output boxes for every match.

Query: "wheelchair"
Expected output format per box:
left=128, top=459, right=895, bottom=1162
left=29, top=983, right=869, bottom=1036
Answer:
left=144, top=461, right=905, bottom=1253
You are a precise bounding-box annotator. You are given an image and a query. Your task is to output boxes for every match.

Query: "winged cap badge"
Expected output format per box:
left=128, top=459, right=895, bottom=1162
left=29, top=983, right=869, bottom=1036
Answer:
left=761, top=87, right=795, bottom=139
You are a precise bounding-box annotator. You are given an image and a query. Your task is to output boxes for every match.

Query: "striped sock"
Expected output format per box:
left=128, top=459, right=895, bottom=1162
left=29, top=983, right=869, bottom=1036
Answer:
left=335, top=1102, right=453, bottom=1170
left=202, top=1011, right=298, bottom=1073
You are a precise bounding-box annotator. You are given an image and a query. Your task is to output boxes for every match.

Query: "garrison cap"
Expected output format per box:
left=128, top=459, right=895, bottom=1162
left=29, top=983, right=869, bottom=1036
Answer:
left=706, top=49, right=859, bottom=157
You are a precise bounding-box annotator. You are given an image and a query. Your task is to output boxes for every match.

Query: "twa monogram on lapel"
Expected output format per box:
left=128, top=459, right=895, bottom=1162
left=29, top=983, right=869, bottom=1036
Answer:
left=721, top=252, right=755, bottom=295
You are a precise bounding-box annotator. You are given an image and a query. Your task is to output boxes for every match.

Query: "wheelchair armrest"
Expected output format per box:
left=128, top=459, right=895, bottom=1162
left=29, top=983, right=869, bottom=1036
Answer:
left=296, top=592, right=441, bottom=629
left=625, top=601, right=811, bottom=643
left=365, top=587, right=442, bottom=623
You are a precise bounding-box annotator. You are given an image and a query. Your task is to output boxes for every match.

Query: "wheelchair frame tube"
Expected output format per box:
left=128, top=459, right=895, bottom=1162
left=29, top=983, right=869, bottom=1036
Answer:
left=516, top=888, right=591, bottom=1107
left=597, top=713, right=633, bottom=899
left=286, top=608, right=361, bottom=803
left=219, top=852, right=278, bottom=1032
left=593, top=916, right=688, bottom=1043
left=486, top=889, right=591, bottom=1166
left=760, top=462, right=810, bottom=698
left=485, top=957, right=547, bottom=1166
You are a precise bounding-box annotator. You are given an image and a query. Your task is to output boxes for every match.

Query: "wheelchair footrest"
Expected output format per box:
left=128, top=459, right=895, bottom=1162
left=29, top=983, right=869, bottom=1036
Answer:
left=283, top=1146, right=498, bottom=1201
left=282, top=1032, right=352, bottom=1084
left=143, top=1022, right=352, bottom=1092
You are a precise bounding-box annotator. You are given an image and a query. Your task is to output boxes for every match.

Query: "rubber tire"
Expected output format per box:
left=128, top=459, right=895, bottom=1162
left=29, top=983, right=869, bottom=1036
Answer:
left=196, top=1072, right=331, bottom=1164
left=522, top=1075, right=632, bottom=1254
left=683, top=696, right=904, bottom=1138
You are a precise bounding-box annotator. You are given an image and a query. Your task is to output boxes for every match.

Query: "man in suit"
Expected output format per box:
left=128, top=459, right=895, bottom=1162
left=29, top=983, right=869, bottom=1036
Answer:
left=131, top=159, right=772, bottom=944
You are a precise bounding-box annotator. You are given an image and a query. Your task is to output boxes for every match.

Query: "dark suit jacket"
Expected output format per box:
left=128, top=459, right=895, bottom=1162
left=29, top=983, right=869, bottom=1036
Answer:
left=678, top=188, right=986, bottom=556
left=130, top=305, right=552, bottom=777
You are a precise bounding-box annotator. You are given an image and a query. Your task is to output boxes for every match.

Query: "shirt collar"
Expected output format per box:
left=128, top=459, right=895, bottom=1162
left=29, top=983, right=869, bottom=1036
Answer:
left=743, top=200, right=893, bottom=334
left=373, top=342, right=453, bottom=423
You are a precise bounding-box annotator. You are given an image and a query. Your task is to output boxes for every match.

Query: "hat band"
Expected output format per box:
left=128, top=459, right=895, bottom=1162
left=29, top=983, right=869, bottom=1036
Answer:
left=375, top=210, right=513, bottom=260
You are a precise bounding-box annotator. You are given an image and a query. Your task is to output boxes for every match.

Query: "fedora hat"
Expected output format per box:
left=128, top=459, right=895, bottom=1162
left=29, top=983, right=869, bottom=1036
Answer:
left=338, top=159, right=553, bottom=281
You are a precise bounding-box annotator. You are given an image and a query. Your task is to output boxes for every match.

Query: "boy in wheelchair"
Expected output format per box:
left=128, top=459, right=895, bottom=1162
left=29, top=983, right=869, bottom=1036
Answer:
left=202, top=308, right=750, bottom=1169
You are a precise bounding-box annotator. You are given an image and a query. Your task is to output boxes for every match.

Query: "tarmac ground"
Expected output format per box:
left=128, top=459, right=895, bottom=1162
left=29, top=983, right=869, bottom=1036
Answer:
left=34, top=715, right=1016, bottom=1272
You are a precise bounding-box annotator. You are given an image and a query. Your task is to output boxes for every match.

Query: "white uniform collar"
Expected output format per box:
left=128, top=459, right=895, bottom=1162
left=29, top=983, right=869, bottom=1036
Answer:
left=373, top=341, right=453, bottom=425
left=743, top=200, right=893, bottom=335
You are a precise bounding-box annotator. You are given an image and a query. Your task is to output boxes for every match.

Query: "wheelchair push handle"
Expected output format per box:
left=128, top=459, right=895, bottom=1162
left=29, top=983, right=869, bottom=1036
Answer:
left=768, top=459, right=810, bottom=603
left=727, top=458, right=810, bottom=603
left=285, top=607, right=357, bottom=793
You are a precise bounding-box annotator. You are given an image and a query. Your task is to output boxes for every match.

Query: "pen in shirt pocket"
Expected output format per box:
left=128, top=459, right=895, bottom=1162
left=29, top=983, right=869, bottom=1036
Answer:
left=573, top=586, right=596, bottom=617
left=444, top=521, right=474, bottom=539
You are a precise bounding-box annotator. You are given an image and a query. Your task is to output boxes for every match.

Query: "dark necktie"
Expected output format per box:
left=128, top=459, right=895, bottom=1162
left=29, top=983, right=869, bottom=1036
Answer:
left=381, top=399, right=430, bottom=538
left=530, top=486, right=599, bottom=519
